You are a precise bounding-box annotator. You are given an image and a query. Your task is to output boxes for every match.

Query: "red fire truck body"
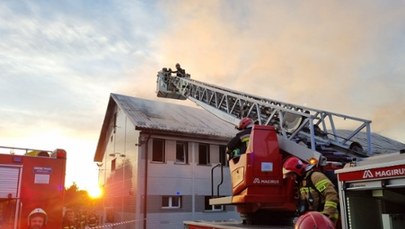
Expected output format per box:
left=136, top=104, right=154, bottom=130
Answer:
left=0, top=147, right=66, bottom=229
left=335, top=152, right=405, bottom=229
left=209, top=125, right=297, bottom=225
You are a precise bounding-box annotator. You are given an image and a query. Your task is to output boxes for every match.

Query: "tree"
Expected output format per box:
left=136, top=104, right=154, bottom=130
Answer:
left=64, top=183, right=91, bottom=210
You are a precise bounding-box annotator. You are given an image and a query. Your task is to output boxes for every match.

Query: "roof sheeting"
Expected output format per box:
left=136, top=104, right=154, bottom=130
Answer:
left=111, top=93, right=237, bottom=138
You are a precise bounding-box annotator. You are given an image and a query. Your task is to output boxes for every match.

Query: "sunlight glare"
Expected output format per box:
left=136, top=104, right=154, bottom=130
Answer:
left=87, top=186, right=103, bottom=199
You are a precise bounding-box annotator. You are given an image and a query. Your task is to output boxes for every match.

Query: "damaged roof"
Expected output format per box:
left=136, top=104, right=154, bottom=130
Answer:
left=112, top=93, right=237, bottom=137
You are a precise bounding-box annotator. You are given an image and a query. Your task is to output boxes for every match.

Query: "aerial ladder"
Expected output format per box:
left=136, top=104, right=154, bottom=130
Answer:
left=156, top=67, right=373, bottom=226
left=156, top=68, right=372, bottom=161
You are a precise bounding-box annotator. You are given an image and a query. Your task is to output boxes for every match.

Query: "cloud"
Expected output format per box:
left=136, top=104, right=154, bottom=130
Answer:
left=0, top=1, right=158, bottom=136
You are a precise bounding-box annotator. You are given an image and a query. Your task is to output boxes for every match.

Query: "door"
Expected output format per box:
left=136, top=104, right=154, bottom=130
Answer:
left=0, top=165, right=22, bottom=229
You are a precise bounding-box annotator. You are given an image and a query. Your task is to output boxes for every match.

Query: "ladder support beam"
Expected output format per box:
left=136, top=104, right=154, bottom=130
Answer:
left=156, top=70, right=373, bottom=157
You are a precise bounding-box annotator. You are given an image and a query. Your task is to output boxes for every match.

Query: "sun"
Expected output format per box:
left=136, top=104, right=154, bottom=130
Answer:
left=87, top=186, right=103, bottom=199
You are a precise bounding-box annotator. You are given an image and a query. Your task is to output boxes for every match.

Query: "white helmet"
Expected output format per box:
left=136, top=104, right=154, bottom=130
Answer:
left=28, top=208, right=47, bottom=225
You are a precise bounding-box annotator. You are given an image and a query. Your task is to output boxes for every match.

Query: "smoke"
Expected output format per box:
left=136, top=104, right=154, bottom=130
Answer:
left=146, top=0, right=405, bottom=142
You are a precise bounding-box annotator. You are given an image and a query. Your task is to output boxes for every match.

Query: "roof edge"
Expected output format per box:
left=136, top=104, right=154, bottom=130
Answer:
left=94, top=94, right=116, bottom=162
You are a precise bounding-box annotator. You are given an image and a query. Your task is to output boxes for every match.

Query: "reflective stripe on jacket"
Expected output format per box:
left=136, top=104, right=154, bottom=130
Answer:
left=300, top=171, right=339, bottom=222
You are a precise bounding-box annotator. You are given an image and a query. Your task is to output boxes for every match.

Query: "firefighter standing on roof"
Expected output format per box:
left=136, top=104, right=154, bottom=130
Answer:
left=282, top=157, right=339, bottom=225
left=226, top=117, right=253, bottom=159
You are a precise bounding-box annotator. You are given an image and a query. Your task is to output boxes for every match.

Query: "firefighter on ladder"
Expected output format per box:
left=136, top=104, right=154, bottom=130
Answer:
left=170, top=63, right=186, bottom=77
left=282, top=157, right=339, bottom=227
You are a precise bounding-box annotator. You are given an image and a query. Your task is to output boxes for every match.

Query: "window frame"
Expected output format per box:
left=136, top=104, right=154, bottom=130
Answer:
left=198, top=143, right=210, bottom=165
left=175, top=141, right=189, bottom=164
left=161, top=196, right=182, bottom=209
left=219, top=145, right=228, bottom=167
left=111, top=158, right=116, bottom=171
left=152, top=138, right=165, bottom=163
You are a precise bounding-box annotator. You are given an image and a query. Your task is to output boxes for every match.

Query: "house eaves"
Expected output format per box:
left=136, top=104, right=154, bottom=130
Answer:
left=94, top=93, right=237, bottom=161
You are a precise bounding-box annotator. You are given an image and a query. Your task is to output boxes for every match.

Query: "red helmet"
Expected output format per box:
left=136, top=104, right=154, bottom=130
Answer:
left=282, top=157, right=311, bottom=177
left=238, top=117, right=253, bottom=130
left=294, top=211, right=335, bottom=229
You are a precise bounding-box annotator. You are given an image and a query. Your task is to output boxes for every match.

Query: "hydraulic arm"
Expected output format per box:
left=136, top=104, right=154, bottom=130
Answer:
left=156, top=68, right=372, bottom=162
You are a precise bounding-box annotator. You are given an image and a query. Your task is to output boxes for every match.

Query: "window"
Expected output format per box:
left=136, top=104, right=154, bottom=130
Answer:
left=204, top=196, right=223, bottom=211
left=162, top=196, right=182, bottom=209
left=152, top=138, right=165, bottom=162
left=176, top=141, right=188, bottom=164
left=111, top=158, right=116, bottom=171
left=219, top=145, right=228, bottom=167
left=112, top=112, right=117, bottom=134
left=198, top=143, right=210, bottom=165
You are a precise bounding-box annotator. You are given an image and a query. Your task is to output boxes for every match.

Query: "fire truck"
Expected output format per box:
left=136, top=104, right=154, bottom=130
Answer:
left=0, top=146, right=67, bottom=229
left=155, top=68, right=405, bottom=229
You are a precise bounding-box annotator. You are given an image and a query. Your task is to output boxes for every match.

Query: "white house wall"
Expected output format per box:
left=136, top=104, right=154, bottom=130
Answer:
left=145, top=137, right=239, bottom=229
left=100, top=106, right=141, bottom=225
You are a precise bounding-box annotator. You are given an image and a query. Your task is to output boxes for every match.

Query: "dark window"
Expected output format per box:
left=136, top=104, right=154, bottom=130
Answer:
left=111, top=158, right=116, bottom=171
left=152, top=138, right=165, bottom=162
left=204, top=196, right=223, bottom=211
left=113, top=112, right=117, bottom=133
left=198, top=143, right=210, bottom=165
left=176, top=141, right=188, bottom=164
left=219, top=145, right=228, bottom=166
left=162, top=196, right=182, bottom=208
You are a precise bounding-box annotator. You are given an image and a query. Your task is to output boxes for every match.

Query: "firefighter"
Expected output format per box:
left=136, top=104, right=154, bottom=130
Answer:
left=62, top=209, right=77, bottom=229
left=294, top=211, right=335, bottom=229
left=27, top=208, right=47, bottom=229
left=282, top=157, right=339, bottom=225
left=86, top=211, right=99, bottom=228
left=76, top=209, right=87, bottom=229
left=226, top=117, right=253, bottom=159
left=170, top=63, right=186, bottom=77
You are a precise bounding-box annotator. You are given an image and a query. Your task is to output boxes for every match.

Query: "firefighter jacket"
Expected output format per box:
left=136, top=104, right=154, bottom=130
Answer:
left=226, top=127, right=252, bottom=158
left=299, top=170, right=339, bottom=224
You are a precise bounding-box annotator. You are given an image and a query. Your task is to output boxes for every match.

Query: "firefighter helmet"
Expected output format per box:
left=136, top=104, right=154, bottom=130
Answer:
left=294, top=211, right=335, bottom=229
left=28, top=208, right=47, bottom=225
left=282, top=156, right=312, bottom=177
left=237, top=117, right=253, bottom=130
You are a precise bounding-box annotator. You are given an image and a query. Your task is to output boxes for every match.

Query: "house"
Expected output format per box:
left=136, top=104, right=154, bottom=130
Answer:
left=94, top=93, right=240, bottom=229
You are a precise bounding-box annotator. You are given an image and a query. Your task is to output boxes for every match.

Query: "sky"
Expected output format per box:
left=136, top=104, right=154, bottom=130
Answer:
left=1, top=0, right=404, bottom=192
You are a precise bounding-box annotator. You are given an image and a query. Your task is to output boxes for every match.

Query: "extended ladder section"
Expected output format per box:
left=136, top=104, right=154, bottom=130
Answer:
left=156, top=69, right=372, bottom=159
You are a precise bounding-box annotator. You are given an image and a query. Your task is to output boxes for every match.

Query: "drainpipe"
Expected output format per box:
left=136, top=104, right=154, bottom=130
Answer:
left=142, top=134, right=151, bottom=229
